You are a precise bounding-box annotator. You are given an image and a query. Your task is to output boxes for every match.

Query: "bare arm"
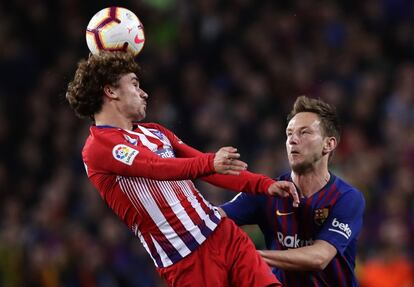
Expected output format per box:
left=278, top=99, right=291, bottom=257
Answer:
left=258, top=240, right=337, bottom=271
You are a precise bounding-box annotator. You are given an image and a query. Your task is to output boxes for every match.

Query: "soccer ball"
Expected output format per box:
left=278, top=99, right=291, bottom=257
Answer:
left=86, top=7, right=145, bottom=56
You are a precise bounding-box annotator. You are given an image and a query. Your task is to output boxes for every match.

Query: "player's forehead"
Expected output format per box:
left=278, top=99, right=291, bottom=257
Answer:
left=287, top=112, right=321, bottom=130
left=119, top=73, right=139, bottom=83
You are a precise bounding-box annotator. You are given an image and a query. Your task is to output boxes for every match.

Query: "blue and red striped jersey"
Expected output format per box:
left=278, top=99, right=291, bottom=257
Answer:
left=222, top=172, right=365, bottom=287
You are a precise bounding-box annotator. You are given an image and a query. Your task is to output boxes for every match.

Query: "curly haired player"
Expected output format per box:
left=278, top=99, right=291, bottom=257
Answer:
left=66, top=51, right=299, bottom=286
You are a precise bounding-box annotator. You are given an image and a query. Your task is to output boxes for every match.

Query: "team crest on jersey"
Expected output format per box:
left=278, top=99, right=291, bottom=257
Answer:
left=151, top=130, right=166, bottom=140
left=314, top=208, right=329, bottom=225
left=124, top=134, right=138, bottom=146
left=112, top=144, right=139, bottom=166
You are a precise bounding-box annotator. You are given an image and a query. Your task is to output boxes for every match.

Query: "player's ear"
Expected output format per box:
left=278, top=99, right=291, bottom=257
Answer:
left=322, top=137, right=337, bottom=155
left=103, top=85, right=119, bottom=100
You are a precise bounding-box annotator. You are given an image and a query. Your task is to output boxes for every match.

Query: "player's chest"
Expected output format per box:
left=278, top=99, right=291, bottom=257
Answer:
left=122, top=127, right=176, bottom=158
left=272, top=200, right=332, bottom=234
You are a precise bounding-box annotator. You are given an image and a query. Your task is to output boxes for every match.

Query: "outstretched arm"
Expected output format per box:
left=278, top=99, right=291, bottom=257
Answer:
left=84, top=130, right=247, bottom=181
left=259, top=240, right=337, bottom=271
left=157, top=125, right=298, bottom=203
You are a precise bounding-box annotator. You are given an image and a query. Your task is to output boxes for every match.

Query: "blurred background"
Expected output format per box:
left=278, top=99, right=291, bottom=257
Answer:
left=1, top=0, right=413, bottom=286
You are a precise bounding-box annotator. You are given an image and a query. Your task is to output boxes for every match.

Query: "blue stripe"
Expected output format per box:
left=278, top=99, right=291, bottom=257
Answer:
left=208, top=210, right=221, bottom=224
left=95, top=125, right=117, bottom=129
left=153, top=252, right=163, bottom=268
left=167, top=249, right=183, bottom=264
left=179, top=230, right=199, bottom=252
left=156, top=236, right=183, bottom=264
left=198, top=218, right=213, bottom=239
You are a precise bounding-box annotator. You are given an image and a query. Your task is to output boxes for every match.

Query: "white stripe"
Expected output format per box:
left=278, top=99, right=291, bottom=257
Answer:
left=133, top=178, right=191, bottom=257
left=230, top=192, right=243, bottom=203
left=119, top=178, right=161, bottom=264
left=137, top=126, right=173, bottom=150
left=157, top=181, right=206, bottom=244
left=137, top=125, right=160, bottom=139
left=150, top=234, right=173, bottom=267
left=119, top=176, right=191, bottom=266
left=136, top=229, right=158, bottom=265
left=118, top=177, right=146, bottom=215
left=124, top=128, right=158, bottom=151
left=147, top=127, right=173, bottom=148
left=176, top=181, right=218, bottom=231
left=328, top=228, right=350, bottom=239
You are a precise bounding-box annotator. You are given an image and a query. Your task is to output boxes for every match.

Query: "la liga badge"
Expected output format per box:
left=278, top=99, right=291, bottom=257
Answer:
left=112, top=144, right=139, bottom=165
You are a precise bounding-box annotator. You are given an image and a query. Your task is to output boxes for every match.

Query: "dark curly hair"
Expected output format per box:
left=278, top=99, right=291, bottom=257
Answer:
left=66, top=51, right=141, bottom=119
left=287, top=95, right=341, bottom=143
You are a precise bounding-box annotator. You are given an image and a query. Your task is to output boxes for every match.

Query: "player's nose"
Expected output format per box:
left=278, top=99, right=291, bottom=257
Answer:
left=288, top=134, right=299, bottom=145
left=139, top=88, right=148, bottom=99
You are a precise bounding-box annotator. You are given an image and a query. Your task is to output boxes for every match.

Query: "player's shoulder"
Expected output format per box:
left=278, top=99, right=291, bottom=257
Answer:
left=275, top=172, right=292, bottom=182
left=333, top=174, right=365, bottom=204
left=82, top=126, right=124, bottom=158
left=140, top=122, right=166, bottom=131
left=84, top=126, right=122, bottom=144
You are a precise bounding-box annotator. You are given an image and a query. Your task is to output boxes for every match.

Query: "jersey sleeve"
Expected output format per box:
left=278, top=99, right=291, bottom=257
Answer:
left=83, top=129, right=215, bottom=181
left=316, top=189, right=365, bottom=255
left=149, top=123, right=275, bottom=195
left=220, top=192, right=266, bottom=225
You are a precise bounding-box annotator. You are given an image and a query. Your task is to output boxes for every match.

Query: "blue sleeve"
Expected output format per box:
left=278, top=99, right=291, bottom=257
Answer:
left=220, top=192, right=266, bottom=226
left=316, top=189, right=365, bottom=255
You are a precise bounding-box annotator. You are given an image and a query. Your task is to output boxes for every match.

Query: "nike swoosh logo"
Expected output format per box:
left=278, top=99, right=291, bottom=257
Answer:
left=134, top=34, right=145, bottom=44
left=276, top=210, right=295, bottom=216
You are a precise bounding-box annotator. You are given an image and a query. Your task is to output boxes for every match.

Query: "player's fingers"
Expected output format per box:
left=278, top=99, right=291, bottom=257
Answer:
left=221, top=146, right=237, bottom=153
left=279, top=181, right=300, bottom=207
left=227, top=152, right=241, bottom=159
left=290, top=186, right=300, bottom=207
left=228, top=159, right=247, bottom=169
left=228, top=165, right=247, bottom=172
left=218, top=147, right=237, bottom=157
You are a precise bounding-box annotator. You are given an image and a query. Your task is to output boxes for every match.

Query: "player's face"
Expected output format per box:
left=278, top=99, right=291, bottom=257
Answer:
left=114, top=73, right=148, bottom=121
left=286, top=112, right=327, bottom=174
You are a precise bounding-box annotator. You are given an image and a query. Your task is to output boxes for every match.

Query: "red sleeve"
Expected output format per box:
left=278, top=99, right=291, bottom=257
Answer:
left=83, top=129, right=215, bottom=181
left=150, top=124, right=275, bottom=195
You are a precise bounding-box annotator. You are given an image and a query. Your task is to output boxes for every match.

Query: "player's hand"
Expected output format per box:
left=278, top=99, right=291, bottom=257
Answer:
left=267, top=181, right=300, bottom=207
left=214, top=146, right=248, bottom=175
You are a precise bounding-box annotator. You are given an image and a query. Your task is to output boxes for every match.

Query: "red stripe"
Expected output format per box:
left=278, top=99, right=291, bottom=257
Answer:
left=282, top=197, right=290, bottom=235
left=335, top=259, right=346, bottom=287
left=329, top=192, right=340, bottom=206
left=188, top=182, right=212, bottom=214
left=303, top=196, right=313, bottom=238
left=140, top=225, right=163, bottom=265
left=311, top=274, right=319, bottom=286
left=128, top=178, right=179, bottom=261
left=172, top=181, right=203, bottom=224
left=146, top=180, right=197, bottom=249
left=118, top=178, right=165, bottom=265
left=272, top=199, right=283, bottom=250
left=317, top=182, right=336, bottom=207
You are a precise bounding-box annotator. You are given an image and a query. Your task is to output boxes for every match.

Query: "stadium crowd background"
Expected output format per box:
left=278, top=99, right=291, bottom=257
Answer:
left=1, top=0, right=413, bottom=286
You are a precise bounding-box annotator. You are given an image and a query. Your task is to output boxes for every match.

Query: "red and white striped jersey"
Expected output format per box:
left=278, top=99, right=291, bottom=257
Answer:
left=82, top=123, right=275, bottom=267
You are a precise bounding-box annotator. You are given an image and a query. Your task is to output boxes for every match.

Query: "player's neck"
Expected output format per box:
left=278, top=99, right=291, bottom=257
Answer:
left=291, top=168, right=330, bottom=198
left=94, top=111, right=133, bottom=130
